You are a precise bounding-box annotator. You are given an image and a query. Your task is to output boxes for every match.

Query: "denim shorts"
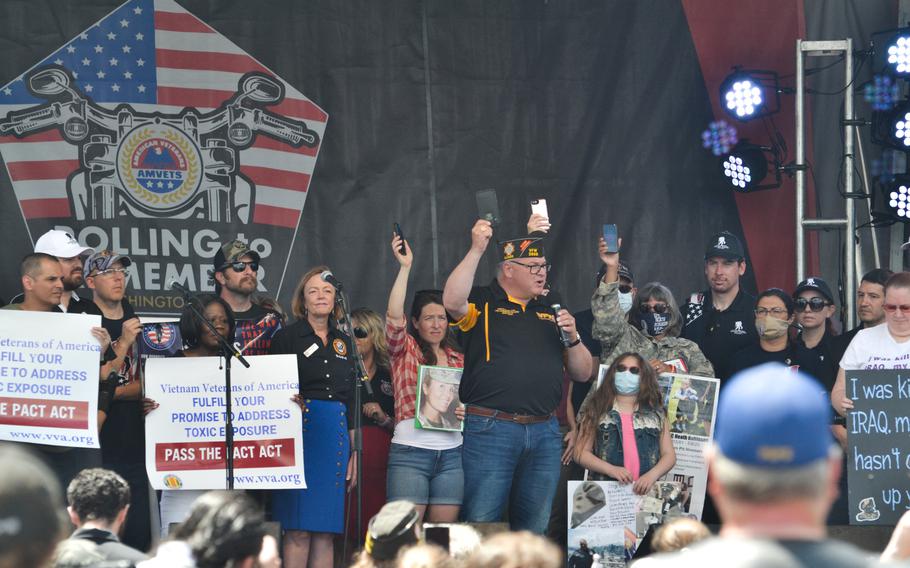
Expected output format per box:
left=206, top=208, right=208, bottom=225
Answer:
left=386, top=443, right=464, bottom=505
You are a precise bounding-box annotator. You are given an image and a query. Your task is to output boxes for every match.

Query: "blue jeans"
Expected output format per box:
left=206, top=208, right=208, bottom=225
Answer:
left=461, top=414, right=562, bottom=533
left=386, top=443, right=464, bottom=505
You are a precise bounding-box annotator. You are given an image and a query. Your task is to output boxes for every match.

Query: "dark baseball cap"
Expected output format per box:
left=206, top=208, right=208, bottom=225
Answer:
left=794, top=277, right=834, bottom=304
left=596, top=261, right=634, bottom=286
left=501, top=237, right=545, bottom=261
left=213, top=239, right=260, bottom=271
left=704, top=231, right=745, bottom=261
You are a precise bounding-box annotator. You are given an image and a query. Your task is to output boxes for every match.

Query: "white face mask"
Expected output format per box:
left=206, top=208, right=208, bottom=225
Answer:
left=618, top=290, right=633, bottom=314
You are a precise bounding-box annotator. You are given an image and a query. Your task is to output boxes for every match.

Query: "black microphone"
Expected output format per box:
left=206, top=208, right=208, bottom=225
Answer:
left=550, top=303, right=573, bottom=348
left=321, top=270, right=343, bottom=291
left=168, top=280, right=192, bottom=296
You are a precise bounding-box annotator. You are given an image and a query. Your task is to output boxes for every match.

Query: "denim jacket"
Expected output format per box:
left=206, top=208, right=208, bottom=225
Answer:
left=590, top=405, right=664, bottom=481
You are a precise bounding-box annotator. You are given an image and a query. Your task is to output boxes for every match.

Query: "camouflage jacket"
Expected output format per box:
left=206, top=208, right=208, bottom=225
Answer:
left=590, top=280, right=714, bottom=377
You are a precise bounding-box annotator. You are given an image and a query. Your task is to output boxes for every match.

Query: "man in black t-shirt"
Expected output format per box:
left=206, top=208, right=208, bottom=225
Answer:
left=83, top=250, right=150, bottom=552
left=444, top=220, right=592, bottom=534
left=211, top=239, right=281, bottom=355
left=681, top=231, right=757, bottom=382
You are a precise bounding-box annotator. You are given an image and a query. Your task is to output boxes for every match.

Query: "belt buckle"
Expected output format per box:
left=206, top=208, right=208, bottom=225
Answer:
left=512, top=413, right=525, bottom=423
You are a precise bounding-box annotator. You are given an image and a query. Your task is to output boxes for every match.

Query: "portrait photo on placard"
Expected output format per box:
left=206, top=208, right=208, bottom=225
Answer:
left=415, top=365, right=463, bottom=432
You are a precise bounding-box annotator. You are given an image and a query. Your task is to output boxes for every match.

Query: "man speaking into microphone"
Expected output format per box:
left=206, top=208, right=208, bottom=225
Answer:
left=443, top=220, right=592, bottom=534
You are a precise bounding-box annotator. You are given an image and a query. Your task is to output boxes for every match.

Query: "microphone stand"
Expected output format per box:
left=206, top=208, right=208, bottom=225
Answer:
left=173, top=287, right=250, bottom=490
left=333, top=282, right=371, bottom=556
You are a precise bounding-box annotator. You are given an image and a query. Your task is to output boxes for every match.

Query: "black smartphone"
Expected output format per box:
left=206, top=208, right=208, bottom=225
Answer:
left=393, top=222, right=406, bottom=254
left=603, top=223, right=618, bottom=252
left=475, top=189, right=500, bottom=226
left=424, top=524, right=450, bottom=551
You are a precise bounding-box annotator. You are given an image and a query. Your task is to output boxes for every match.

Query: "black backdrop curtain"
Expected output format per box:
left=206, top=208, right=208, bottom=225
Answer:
left=0, top=0, right=769, bottom=315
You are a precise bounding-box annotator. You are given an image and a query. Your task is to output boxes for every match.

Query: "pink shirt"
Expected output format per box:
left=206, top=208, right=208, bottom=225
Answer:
left=619, top=412, right=640, bottom=480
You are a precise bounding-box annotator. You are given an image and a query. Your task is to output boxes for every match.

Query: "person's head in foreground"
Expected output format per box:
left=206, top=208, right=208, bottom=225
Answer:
left=0, top=444, right=65, bottom=568
left=66, top=468, right=131, bottom=534
left=170, top=491, right=266, bottom=568
left=708, top=363, right=840, bottom=534
left=360, top=500, right=421, bottom=566
left=651, top=518, right=711, bottom=553
left=463, top=530, right=561, bottom=568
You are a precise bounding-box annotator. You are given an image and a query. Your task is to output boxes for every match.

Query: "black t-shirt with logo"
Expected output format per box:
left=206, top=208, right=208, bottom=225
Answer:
left=233, top=304, right=282, bottom=355
left=456, top=280, right=566, bottom=416
left=682, top=288, right=757, bottom=382
left=83, top=299, right=145, bottom=463
left=363, top=366, right=395, bottom=428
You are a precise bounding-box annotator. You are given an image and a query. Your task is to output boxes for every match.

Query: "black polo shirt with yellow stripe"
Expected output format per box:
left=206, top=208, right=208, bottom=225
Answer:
left=454, top=279, right=566, bottom=416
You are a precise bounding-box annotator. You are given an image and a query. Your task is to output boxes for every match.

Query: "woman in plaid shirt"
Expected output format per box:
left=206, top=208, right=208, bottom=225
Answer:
left=385, top=234, right=465, bottom=523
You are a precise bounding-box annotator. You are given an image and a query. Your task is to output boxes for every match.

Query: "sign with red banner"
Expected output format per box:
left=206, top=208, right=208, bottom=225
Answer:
left=0, top=0, right=328, bottom=315
left=144, top=354, right=304, bottom=490
left=0, top=310, right=102, bottom=448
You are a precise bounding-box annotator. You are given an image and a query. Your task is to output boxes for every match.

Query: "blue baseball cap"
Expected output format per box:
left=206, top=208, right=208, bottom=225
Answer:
left=716, top=363, right=833, bottom=467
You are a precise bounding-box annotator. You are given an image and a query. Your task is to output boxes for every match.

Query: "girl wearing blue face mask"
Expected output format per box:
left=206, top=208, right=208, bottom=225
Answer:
left=573, top=352, right=676, bottom=495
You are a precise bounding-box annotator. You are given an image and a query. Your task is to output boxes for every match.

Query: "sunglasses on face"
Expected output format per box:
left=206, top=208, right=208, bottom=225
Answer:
left=616, top=364, right=640, bottom=375
left=638, top=303, right=668, bottom=314
left=228, top=260, right=259, bottom=273
left=795, top=297, right=830, bottom=312
left=618, top=284, right=633, bottom=294
left=353, top=327, right=368, bottom=339
left=884, top=304, right=910, bottom=314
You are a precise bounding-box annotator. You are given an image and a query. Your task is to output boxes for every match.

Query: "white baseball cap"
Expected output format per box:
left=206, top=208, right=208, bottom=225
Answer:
left=34, top=230, right=93, bottom=259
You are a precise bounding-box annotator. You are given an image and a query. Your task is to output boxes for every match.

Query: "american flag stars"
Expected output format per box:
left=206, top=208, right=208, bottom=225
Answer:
left=0, top=0, right=155, bottom=104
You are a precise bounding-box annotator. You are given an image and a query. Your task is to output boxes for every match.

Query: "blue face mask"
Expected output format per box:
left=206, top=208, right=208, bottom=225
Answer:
left=618, top=290, right=633, bottom=314
left=614, top=370, right=640, bottom=395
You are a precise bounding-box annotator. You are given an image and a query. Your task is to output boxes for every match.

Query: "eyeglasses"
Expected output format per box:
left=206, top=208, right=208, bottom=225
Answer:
left=794, top=297, right=831, bottom=312
left=353, top=327, right=368, bottom=339
left=228, top=260, right=259, bottom=273
left=754, top=307, right=788, bottom=317
left=639, top=303, right=668, bottom=314
left=618, top=284, right=633, bottom=294
left=509, top=261, right=551, bottom=275
left=883, top=304, right=910, bottom=314
left=93, top=267, right=128, bottom=278
left=616, top=364, right=640, bottom=375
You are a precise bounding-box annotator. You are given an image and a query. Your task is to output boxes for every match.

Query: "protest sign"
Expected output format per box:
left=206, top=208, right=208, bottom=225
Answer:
left=846, top=369, right=910, bottom=525
left=144, top=354, right=304, bottom=490
left=0, top=310, right=101, bottom=448
left=568, top=372, right=718, bottom=562
left=658, top=373, right=719, bottom=520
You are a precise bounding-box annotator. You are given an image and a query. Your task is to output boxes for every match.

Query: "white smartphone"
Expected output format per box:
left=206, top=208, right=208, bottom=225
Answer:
left=530, top=198, right=548, bottom=219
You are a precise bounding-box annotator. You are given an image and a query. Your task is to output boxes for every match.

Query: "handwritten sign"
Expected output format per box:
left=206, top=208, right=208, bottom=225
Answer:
left=846, top=369, right=910, bottom=525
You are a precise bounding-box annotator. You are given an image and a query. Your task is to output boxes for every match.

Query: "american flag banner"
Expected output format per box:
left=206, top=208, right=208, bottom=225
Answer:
left=0, top=0, right=327, bottom=314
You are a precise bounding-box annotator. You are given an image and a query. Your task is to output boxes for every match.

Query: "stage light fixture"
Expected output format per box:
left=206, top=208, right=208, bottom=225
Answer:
left=864, top=75, right=901, bottom=111
left=701, top=120, right=738, bottom=156
left=870, top=99, right=910, bottom=150
left=874, top=28, right=910, bottom=76
left=723, top=143, right=766, bottom=191
left=888, top=183, right=910, bottom=218
left=721, top=142, right=782, bottom=193
left=719, top=69, right=781, bottom=122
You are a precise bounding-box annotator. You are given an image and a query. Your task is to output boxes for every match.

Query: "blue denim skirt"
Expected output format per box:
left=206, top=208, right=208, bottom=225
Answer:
left=272, top=399, right=349, bottom=533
